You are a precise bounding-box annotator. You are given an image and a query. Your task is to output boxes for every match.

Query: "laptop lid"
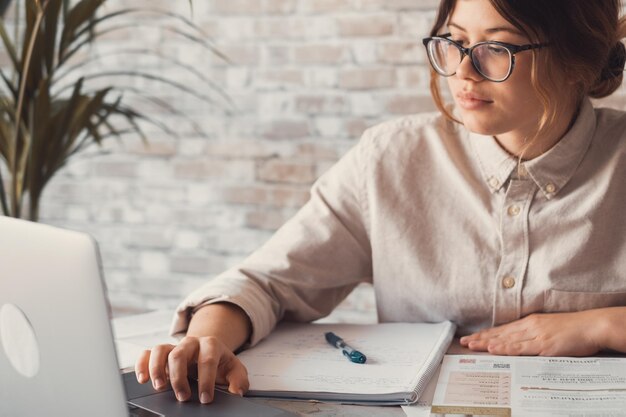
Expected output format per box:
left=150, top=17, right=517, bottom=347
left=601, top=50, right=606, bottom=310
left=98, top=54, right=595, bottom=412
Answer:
left=0, top=217, right=298, bottom=417
left=0, top=216, right=127, bottom=417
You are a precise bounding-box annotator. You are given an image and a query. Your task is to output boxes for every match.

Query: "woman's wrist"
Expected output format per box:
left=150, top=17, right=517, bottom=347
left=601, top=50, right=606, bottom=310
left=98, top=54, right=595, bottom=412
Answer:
left=587, top=307, right=626, bottom=353
left=187, top=302, right=252, bottom=352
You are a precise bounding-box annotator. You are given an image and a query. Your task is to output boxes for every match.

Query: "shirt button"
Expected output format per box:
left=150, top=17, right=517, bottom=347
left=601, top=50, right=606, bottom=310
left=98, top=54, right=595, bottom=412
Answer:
left=502, top=276, right=516, bottom=289
left=545, top=183, right=556, bottom=193
left=489, top=177, right=500, bottom=188
left=507, top=205, right=521, bottom=217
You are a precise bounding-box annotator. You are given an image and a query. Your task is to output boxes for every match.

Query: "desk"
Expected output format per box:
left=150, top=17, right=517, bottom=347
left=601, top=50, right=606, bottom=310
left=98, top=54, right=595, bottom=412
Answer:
left=113, top=309, right=626, bottom=417
left=250, top=398, right=406, bottom=416
left=112, top=310, right=460, bottom=417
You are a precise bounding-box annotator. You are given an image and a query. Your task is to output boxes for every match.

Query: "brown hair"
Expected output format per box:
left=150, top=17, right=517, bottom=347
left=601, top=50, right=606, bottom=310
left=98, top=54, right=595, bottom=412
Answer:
left=429, top=0, right=626, bottom=155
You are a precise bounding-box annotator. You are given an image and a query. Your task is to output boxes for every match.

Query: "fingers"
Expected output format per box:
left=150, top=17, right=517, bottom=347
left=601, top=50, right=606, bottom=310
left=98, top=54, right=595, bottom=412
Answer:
left=148, top=344, right=176, bottom=391
left=487, top=339, right=542, bottom=356
left=460, top=318, right=533, bottom=347
left=168, top=338, right=199, bottom=402
left=460, top=329, right=502, bottom=348
left=195, top=337, right=250, bottom=404
left=460, top=313, right=604, bottom=357
left=224, top=356, right=250, bottom=396
left=461, top=321, right=536, bottom=353
left=139, top=337, right=249, bottom=405
left=135, top=349, right=151, bottom=383
left=197, top=338, right=221, bottom=404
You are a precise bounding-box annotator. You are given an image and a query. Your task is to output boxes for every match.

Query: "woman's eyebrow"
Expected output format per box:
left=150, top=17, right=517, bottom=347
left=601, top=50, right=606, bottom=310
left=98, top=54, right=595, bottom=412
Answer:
left=448, top=21, right=524, bottom=36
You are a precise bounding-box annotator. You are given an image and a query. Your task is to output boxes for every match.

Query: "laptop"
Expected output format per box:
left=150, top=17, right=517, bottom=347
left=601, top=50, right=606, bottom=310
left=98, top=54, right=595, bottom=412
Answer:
left=0, top=216, right=296, bottom=417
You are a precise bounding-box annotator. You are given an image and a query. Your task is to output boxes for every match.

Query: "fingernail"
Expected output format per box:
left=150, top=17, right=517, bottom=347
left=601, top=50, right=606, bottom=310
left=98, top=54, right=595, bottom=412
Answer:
left=237, top=389, right=244, bottom=397
left=137, top=372, right=144, bottom=382
left=176, top=391, right=187, bottom=402
left=154, top=378, right=164, bottom=389
left=460, top=337, right=467, bottom=343
left=200, top=392, right=210, bottom=404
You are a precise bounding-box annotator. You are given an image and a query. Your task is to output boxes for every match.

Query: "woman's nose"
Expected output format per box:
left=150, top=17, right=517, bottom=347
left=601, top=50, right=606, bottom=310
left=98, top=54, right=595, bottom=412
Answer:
left=455, top=54, right=484, bottom=81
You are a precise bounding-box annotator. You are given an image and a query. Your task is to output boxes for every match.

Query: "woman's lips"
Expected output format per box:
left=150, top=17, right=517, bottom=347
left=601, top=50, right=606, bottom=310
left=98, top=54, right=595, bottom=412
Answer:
left=456, top=92, right=493, bottom=110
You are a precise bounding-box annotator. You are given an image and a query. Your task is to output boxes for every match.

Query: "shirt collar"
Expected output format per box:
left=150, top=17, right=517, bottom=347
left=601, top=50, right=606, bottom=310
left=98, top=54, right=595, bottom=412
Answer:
left=468, top=98, right=597, bottom=199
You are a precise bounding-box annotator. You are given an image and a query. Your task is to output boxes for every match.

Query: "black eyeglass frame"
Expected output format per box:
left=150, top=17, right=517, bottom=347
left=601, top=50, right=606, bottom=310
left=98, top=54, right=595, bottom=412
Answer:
left=422, top=33, right=548, bottom=82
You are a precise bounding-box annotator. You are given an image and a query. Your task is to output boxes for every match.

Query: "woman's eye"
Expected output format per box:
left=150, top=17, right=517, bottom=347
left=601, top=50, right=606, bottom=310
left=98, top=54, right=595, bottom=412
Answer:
left=487, top=46, right=507, bottom=55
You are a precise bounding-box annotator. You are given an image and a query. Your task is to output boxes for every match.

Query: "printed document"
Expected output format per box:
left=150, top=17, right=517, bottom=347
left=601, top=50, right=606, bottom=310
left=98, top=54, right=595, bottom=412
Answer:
left=431, top=355, right=626, bottom=416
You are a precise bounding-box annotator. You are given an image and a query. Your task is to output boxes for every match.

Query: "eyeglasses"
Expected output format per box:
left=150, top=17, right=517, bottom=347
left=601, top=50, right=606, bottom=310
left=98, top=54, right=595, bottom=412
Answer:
left=422, top=34, right=548, bottom=82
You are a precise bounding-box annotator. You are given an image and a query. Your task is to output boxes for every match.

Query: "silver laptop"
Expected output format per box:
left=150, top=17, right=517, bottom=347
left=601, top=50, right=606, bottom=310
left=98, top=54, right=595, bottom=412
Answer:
left=0, top=216, right=296, bottom=417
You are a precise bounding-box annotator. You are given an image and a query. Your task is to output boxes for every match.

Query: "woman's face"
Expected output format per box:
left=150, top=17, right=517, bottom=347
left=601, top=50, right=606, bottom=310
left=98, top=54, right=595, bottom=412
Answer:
left=445, top=0, right=563, bottom=144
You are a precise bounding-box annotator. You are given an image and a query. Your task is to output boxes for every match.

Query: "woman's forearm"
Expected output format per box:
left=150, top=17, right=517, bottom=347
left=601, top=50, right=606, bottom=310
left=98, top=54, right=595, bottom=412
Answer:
left=186, top=303, right=252, bottom=352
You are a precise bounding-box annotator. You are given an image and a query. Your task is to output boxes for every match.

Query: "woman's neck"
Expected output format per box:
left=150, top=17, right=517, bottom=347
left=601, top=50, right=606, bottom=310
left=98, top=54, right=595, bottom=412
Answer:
left=494, top=102, right=580, bottom=161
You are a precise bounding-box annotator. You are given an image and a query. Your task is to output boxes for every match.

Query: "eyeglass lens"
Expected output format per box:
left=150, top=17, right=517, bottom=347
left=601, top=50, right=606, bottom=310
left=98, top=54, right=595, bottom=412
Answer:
left=428, top=39, right=512, bottom=81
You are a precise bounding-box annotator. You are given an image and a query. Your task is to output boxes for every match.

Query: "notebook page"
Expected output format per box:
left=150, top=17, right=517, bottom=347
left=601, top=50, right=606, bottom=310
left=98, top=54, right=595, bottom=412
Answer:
left=238, top=322, right=454, bottom=398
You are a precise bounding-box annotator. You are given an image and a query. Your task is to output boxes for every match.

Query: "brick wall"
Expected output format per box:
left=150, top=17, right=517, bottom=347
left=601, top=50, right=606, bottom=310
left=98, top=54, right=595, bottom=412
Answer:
left=25, top=0, right=439, bottom=315
left=7, top=1, right=625, bottom=317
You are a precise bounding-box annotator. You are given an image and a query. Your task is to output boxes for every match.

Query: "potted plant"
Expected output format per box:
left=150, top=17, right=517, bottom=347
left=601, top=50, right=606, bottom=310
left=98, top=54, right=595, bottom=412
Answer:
left=0, top=0, right=228, bottom=221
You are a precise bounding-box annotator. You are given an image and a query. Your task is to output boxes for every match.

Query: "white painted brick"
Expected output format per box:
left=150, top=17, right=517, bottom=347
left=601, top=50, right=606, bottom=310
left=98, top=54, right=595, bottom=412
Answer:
left=140, top=251, right=171, bottom=276
left=314, top=117, right=345, bottom=137
left=377, top=41, right=426, bottom=64
left=215, top=18, right=256, bottom=40
left=175, top=204, right=246, bottom=229
left=174, top=159, right=256, bottom=182
left=398, top=11, right=437, bottom=38
left=66, top=206, right=91, bottom=222
left=122, top=207, right=146, bottom=224
left=34, top=0, right=456, bottom=320
left=137, top=160, right=176, bottom=181
left=298, top=17, right=338, bottom=39
left=133, top=185, right=187, bottom=205
left=178, top=138, right=208, bottom=156
left=128, top=228, right=174, bottom=249
left=143, top=204, right=175, bottom=225
left=226, top=67, right=252, bottom=89
left=204, top=229, right=274, bottom=254
left=186, top=184, right=217, bottom=206
left=174, top=230, right=203, bottom=250
left=350, top=42, right=378, bottom=65
left=170, top=252, right=231, bottom=275
left=350, top=92, right=382, bottom=116
left=258, top=93, right=295, bottom=116
left=303, top=68, right=339, bottom=89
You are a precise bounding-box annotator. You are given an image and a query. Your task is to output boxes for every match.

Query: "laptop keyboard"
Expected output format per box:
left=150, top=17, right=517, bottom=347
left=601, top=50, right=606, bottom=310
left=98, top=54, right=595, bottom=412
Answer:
left=128, top=403, right=164, bottom=417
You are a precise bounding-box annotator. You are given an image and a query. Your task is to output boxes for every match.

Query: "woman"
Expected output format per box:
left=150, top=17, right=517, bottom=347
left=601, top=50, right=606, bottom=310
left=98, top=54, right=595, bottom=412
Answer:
left=135, top=0, right=626, bottom=405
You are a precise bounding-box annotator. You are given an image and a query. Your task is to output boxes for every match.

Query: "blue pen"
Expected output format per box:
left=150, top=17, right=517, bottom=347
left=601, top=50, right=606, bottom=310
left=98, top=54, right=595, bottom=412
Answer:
left=324, top=332, right=367, bottom=364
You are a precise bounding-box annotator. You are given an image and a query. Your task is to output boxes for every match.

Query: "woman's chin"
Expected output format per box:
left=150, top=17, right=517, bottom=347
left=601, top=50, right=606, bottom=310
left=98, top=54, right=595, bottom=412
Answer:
left=458, top=111, right=502, bottom=137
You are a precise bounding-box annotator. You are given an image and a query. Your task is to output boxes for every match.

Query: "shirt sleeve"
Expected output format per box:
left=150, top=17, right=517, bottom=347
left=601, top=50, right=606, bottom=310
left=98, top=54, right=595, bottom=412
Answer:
left=170, top=129, right=375, bottom=346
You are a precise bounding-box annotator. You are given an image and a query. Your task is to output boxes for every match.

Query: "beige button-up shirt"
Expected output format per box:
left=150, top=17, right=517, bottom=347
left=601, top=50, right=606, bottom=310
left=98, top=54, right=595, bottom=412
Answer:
left=171, top=98, right=626, bottom=345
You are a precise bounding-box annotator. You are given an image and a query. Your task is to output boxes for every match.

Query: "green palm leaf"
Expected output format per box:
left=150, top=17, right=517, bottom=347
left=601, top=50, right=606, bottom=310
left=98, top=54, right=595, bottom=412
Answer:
left=43, top=0, right=62, bottom=76
left=59, top=0, right=104, bottom=58
left=0, top=0, right=223, bottom=220
left=0, top=19, right=19, bottom=70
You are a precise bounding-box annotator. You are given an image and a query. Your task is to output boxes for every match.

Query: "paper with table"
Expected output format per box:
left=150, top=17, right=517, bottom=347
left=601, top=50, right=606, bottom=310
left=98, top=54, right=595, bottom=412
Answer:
left=236, top=321, right=456, bottom=405
left=431, top=354, right=626, bottom=416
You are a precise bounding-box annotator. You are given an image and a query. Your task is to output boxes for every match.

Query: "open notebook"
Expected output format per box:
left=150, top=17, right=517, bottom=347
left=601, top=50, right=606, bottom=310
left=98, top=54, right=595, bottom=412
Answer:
left=237, top=321, right=456, bottom=405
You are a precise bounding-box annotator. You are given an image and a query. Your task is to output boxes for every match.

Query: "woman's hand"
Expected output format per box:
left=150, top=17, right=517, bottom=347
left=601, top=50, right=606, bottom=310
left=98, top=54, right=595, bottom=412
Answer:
left=134, top=335, right=250, bottom=404
left=459, top=310, right=609, bottom=357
